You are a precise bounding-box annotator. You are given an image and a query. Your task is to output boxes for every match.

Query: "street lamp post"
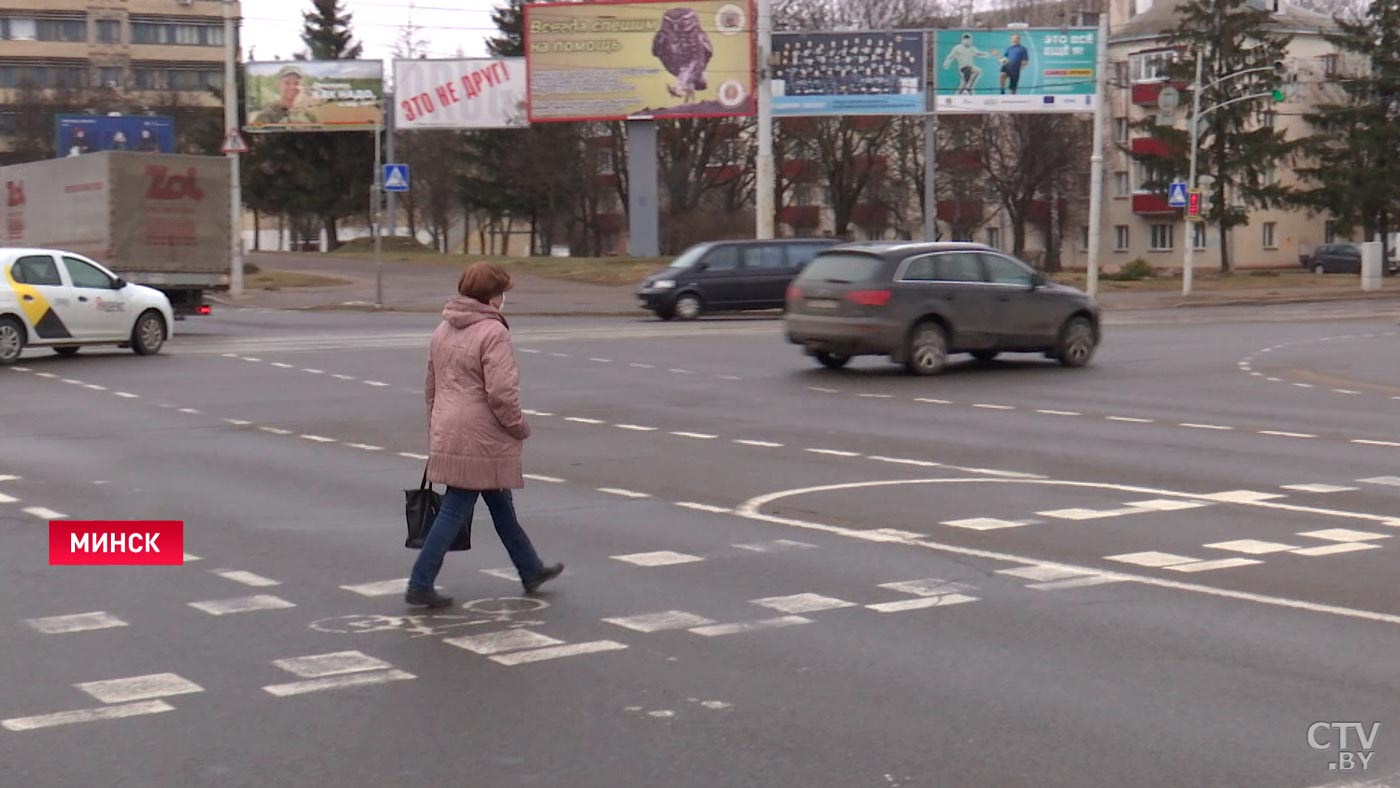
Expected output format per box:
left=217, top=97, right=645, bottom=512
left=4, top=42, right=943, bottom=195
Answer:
left=223, top=0, right=242, bottom=299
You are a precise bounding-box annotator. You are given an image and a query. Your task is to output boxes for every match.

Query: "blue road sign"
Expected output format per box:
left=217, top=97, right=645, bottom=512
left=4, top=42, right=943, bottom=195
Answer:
left=383, top=163, right=410, bottom=193
left=1167, top=181, right=1188, bottom=208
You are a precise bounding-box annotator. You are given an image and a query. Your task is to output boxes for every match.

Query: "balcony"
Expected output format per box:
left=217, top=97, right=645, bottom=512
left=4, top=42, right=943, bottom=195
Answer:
left=593, top=173, right=620, bottom=189
left=938, top=149, right=982, bottom=172
left=850, top=203, right=890, bottom=228
left=1027, top=199, right=1069, bottom=223
left=780, top=206, right=821, bottom=228
left=1131, top=82, right=1188, bottom=106
left=853, top=154, right=887, bottom=176
left=781, top=159, right=817, bottom=182
left=594, top=213, right=624, bottom=234
left=937, top=200, right=983, bottom=223
left=704, top=164, right=743, bottom=185
left=1132, top=193, right=1178, bottom=215
left=1130, top=137, right=1176, bottom=158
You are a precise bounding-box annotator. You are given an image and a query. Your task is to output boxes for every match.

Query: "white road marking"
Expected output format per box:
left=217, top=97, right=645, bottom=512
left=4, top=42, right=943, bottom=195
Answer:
left=364, top=381, right=390, bottom=387
left=519, top=349, right=540, bottom=354
left=259, top=426, right=292, bottom=435
left=1026, top=575, right=1126, bottom=591
left=805, top=448, right=860, bottom=457
left=549, top=353, right=570, bottom=358
left=1281, top=484, right=1356, bottom=493
left=1180, top=423, right=1233, bottom=431
left=0, top=493, right=18, bottom=503
left=300, top=434, right=336, bottom=443
left=1298, top=528, right=1390, bottom=543
left=25, top=611, right=128, bottom=634
left=1360, top=476, right=1400, bottom=487
left=2, top=701, right=174, bottom=732
left=676, top=502, right=732, bottom=514
left=589, top=358, right=612, bottom=363
left=263, top=670, right=415, bottom=697
left=858, top=393, right=894, bottom=399
left=1292, top=543, right=1380, bottom=557
left=972, top=403, right=1014, bottom=411
left=242, top=357, right=262, bottom=362
left=1260, top=431, right=1317, bottom=439
left=1353, top=440, right=1400, bottom=448
left=481, top=568, right=519, bottom=581
left=942, top=517, right=1035, bottom=531
left=1167, top=558, right=1263, bottom=573
left=113, top=392, right=138, bottom=399
left=612, top=551, right=703, bottom=567
left=10, top=366, right=31, bottom=372
left=1206, top=539, right=1300, bottom=555
left=629, top=362, right=654, bottom=368
left=997, top=566, right=1091, bottom=582
left=444, top=629, right=563, bottom=655
left=1267, top=377, right=1282, bottom=382
left=1105, top=552, right=1201, bottom=568
left=340, top=579, right=411, bottom=597
left=84, top=384, right=107, bottom=391
left=718, top=375, right=743, bottom=381
left=346, top=443, right=384, bottom=451
left=0, top=474, right=18, bottom=481
left=604, top=611, right=716, bottom=633
left=1199, top=490, right=1287, bottom=503
left=615, top=424, right=657, bottom=432
left=732, top=539, right=818, bottom=553
left=598, top=487, right=651, bottom=499
left=271, top=362, right=293, bottom=369
left=24, top=507, right=66, bottom=520
left=1127, top=499, right=1209, bottom=512
left=273, top=651, right=391, bottom=678
left=880, top=579, right=976, bottom=598
left=188, top=595, right=295, bottom=616
left=303, top=368, right=324, bottom=374
left=1334, top=389, right=1361, bottom=395
left=751, top=593, right=856, bottom=614
left=1038, top=506, right=1152, bottom=521
left=914, top=398, right=951, bottom=404
left=77, top=673, right=204, bottom=704
left=183, top=553, right=201, bottom=562
left=867, top=595, right=978, bottom=612
left=868, top=456, right=941, bottom=468
left=398, top=452, right=430, bottom=461
left=1036, top=409, right=1081, bottom=416
left=1106, top=416, right=1154, bottom=423
left=1294, top=383, right=1315, bottom=388
left=671, top=431, right=717, bottom=439
left=213, top=570, right=280, bottom=588
left=222, top=418, right=252, bottom=426
left=690, top=616, right=812, bottom=637
left=489, top=641, right=627, bottom=666
left=332, top=374, right=355, bottom=380
left=669, top=368, right=695, bottom=374
left=524, top=474, right=565, bottom=483
left=61, top=378, right=82, bottom=385
left=565, top=417, right=604, bottom=425
left=735, top=439, right=783, bottom=448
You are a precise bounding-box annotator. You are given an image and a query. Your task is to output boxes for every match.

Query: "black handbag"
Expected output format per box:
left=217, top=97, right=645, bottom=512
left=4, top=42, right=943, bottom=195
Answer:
left=404, top=467, right=470, bottom=551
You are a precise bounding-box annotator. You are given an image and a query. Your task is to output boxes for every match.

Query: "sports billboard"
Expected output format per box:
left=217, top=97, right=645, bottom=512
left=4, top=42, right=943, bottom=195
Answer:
left=55, top=115, right=174, bottom=158
left=393, top=58, right=528, bottom=130
left=525, top=0, right=756, bottom=122
left=934, top=28, right=1097, bottom=113
left=771, top=31, right=926, bottom=116
left=245, top=61, right=385, bottom=132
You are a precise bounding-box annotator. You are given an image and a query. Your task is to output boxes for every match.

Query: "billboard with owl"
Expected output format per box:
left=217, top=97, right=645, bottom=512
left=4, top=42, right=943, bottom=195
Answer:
left=771, top=32, right=927, bottom=116
left=525, top=0, right=756, bottom=122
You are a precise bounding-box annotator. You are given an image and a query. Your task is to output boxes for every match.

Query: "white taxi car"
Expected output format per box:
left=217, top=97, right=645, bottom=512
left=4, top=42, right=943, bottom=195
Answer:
left=0, top=248, right=174, bottom=365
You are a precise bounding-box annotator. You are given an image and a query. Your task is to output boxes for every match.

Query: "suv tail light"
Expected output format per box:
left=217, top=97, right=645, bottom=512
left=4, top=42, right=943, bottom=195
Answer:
left=846, top=289, right=893, bottom=307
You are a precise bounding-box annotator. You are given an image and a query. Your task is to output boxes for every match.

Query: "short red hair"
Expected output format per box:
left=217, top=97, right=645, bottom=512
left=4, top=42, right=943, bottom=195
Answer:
left=457, top=262, right=514, bottom=303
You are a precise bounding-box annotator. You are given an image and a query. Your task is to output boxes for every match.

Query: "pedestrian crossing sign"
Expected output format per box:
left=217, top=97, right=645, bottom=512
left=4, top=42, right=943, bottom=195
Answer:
left=383, top=163, right=409, bottom=193
left=1167, top=181, right=1188, bottom=208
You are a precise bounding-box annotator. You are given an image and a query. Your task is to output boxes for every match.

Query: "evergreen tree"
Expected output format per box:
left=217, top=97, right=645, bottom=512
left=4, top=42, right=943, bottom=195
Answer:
left=302, top=0, right=363, bottom=60
left=1129, top=0, right=1293, bottom=272
left=487, top=0, right=526, bottom=57
left=1294, top=0, right=1400, bottom=261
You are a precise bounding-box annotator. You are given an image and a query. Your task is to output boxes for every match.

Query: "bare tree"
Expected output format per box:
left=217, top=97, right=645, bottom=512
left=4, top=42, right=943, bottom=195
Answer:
left=978, top=114, right=1091, bottom=260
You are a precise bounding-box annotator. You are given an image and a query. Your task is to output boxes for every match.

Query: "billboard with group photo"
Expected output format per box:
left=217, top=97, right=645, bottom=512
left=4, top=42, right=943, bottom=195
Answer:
left=393, top=58, right=528, bottom=130
left=245, top=61, right=385, bottom=132
left=771, top=31, right=926, bottom=116
left=934, top=28, right=1098, bottom=113
left=55, top=115, right=174, bottom=158
left=525, top=0, right=756, bottom=122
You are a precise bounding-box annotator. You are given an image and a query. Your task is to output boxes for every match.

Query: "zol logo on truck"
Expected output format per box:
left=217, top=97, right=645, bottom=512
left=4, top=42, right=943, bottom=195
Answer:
left=145, top=166, right=205, bottom=202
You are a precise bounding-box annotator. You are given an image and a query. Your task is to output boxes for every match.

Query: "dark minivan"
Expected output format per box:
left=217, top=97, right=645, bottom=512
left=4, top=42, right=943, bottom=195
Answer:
left=637, top=239, right=839, bottom=320
left=784, top=242, right=1101, bottom=375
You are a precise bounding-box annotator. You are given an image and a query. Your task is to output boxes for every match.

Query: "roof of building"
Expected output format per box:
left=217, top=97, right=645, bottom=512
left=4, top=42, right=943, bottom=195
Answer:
left=1112, top=0, right=1336, bottom=42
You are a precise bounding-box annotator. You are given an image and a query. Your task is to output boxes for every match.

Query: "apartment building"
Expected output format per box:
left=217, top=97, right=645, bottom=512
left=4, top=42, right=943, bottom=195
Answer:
left=1102, top=0, right=1339, bottom=270
left=0, top=0, right=236, bottom=158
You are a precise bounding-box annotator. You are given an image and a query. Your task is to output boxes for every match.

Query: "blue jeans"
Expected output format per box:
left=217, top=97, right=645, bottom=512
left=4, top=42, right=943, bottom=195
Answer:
left=409, top=488, right=544, bottom=591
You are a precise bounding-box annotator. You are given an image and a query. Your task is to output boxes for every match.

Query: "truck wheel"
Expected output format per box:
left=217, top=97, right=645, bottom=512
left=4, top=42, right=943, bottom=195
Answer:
left=0, top=316, right=24, bottom=365
left=131, top=311, right=166, bottom=356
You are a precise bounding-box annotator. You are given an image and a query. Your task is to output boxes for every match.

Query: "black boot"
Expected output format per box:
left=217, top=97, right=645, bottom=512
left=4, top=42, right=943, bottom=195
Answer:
left=524, top=563, right=564, bottom=594
left=405, top=586, right=454, bottom=608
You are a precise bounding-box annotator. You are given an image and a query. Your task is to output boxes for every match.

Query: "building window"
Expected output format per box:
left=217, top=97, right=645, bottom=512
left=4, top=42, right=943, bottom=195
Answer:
left=1263, top=164, right=1279, bottom=187
left=131, top=21, right=224, bottom=47
left=0, top=64, right=88, bottom=88
left=1321, top=54, right=1339, bottom=79
left=1130, top=50, right=1176, bottom=83
left=1256, top=110, right=1276, bottom=128
left=1080, top=225, right=1090, bottom=251
left=1150, top=224, right=1174, bottom=251
left=1115, top=225, right=1130, bottom=251
left=986, top=227, right=1000, bottom=249
left=1, top=16, right=86, bottom=42
left=1114, top=118, right=1129, bottom=143
left=132, top=66, right=222, bottom=91
left=1192, top=222, right=1207, bottom=249
left=99, top=67, right=122, bottom=88
left=1263, top=221, right=1277, bottom=249
left=1324, top=220, right=1337, bottom=244
left=1114, top=171, right=1130, bottom=197
left=97, top=19, right=121, bottom=44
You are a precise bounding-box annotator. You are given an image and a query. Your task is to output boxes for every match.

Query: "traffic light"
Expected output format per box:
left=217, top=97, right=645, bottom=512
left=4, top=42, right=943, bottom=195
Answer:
left=1270, top=60, right=1296, bottom=103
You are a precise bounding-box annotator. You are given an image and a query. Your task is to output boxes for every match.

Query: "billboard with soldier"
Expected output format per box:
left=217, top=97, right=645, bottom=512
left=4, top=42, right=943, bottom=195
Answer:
left=245, top=61, right=385, bottom=132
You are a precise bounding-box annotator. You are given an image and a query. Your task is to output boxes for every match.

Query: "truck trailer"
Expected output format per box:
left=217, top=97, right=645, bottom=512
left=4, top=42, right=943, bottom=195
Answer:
left=1, top=150, right=231, bottom=316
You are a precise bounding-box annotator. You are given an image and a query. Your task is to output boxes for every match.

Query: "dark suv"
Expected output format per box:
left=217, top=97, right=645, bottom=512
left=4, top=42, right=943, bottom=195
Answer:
left=1302, top=243, right=1399, bottom=275
left=637, top=239, right=839, bottom=320
left=784, top=242, right=1101, bottom=375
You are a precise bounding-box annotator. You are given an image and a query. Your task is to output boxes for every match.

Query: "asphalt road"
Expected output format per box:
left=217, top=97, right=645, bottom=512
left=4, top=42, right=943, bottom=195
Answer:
left=3, top=304, right=1400, bottom=788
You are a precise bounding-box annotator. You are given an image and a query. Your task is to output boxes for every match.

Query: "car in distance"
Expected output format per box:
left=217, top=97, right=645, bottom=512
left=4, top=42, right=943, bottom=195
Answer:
left=637, top=238, right=839, bottom=320
left=1300, top=243, right=1398, bottom=275
left=0, top=248, right=174, bottom=365
left=783, top=242, right=1101, bottom=375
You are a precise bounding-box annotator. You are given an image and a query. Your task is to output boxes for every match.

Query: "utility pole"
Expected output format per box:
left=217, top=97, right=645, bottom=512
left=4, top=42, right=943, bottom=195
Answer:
left=1085, top=14, right=1108, bottom=296
left=755, top=0, right=774, bottom=239
left=223, top=0, right=242, bottom=298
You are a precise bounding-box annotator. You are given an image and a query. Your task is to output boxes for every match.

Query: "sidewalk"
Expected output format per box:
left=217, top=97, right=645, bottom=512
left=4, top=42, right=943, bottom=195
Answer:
left=222, top=252, right=1400, bottom=318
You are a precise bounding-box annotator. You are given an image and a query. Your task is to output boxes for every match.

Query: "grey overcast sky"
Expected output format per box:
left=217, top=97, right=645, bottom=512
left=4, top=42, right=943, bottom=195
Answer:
left=240, top=0, right=503, bottom=65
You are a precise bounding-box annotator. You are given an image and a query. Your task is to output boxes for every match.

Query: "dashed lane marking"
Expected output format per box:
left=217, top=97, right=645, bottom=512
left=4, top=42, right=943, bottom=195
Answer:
left=1167, top=558, right=1263, bottom=573
left=1292, top=543, right=1379, bottom=557
left=300, top=434, right=336, bottom=443
left=524, top=474, right=565, bottom=483
left=25, top=611, right=128, bottom=634
left=615, top=424, right=657, bottom=432
left=23, top=507, right=66, bottom=520
left=612, top=551, right=704, bottom=567
left=805, top=448, right=860, bottom=458
left=1298, top=528, right=1390, bottom=543
left=943, top=517, right=1035, bottom=531
left=212, top=570, right=281, bottom=588
left=2, top=701, right=174, bottom=732
left=399, top=452, right=429, bottom=461
left=676, top=502, right=732, bottom=514
left=1106, top=552, right=1202, bottom=568
left=604, top=611, right=716, bottom=633
left=751, top=593, right=856, bottom=614
left=188, top=595, right=296, bottom=616
left=598, top=487, right=651, bottom=499
left=565, top=417, right=604, bottom=425
left=1281, top=484, right=1357, bottom=493
left=1036, top=409, right=1081, bottom=416
left=444, top=630, right=563, bottom=655
left=690, top=616, right=812, bottom=637
left=735, top=439, right=783, bottom=448
left=866, top=595, right=978, bottom=612
left=488, top=641, right=628, bottom=666
left=76, top=673, right=204, bottom=704
left=263, top=670, right=416, bottom=697
left=1260, top=431, right=1316, bottom=439
left=671, top=431, right=718, bottom=439
left=1205, top=539, right=1300, bottom=555
left=273, top=651, right=392, bottom=678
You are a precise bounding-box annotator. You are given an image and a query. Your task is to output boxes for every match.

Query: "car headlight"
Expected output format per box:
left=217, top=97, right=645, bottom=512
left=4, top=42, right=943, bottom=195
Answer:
left=651, top=279, right=676, bottom=290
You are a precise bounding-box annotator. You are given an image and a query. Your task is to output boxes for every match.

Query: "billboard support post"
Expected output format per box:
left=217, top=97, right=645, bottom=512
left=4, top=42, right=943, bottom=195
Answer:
left=223, top=0, right=242, bottom=299
left=1086, top=14, right=1108, bottom=297
left=756, top=0, right=774, bottom=240
left=626, top=119, right=660, bottom=258
left=923, top=112, right=937, bottom=241
left=373, top=122, right=383, bottom=309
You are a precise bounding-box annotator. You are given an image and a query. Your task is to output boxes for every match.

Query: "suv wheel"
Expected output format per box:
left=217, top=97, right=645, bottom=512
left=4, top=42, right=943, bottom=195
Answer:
left=814, top=351, right=850, bottom=370
left=0, top=316, right=24, bottom=365
left=1056, top=317, right=1096, bottom=368
left=904, top=322, right=947, bottom=376
left=132, top=311, right=167, bottom=356
left=1313, top=263, right=1326, bottom=275
left=674, top=293, right=703, bottom=321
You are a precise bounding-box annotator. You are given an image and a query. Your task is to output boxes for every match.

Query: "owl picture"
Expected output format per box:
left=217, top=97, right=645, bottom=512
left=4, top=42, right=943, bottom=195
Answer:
left=652, top=8, right=714, bottom=105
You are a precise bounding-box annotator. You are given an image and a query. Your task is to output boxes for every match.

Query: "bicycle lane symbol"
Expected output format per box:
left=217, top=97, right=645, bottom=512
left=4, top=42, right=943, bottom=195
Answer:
left=310, top=597, right=550, bottom=639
